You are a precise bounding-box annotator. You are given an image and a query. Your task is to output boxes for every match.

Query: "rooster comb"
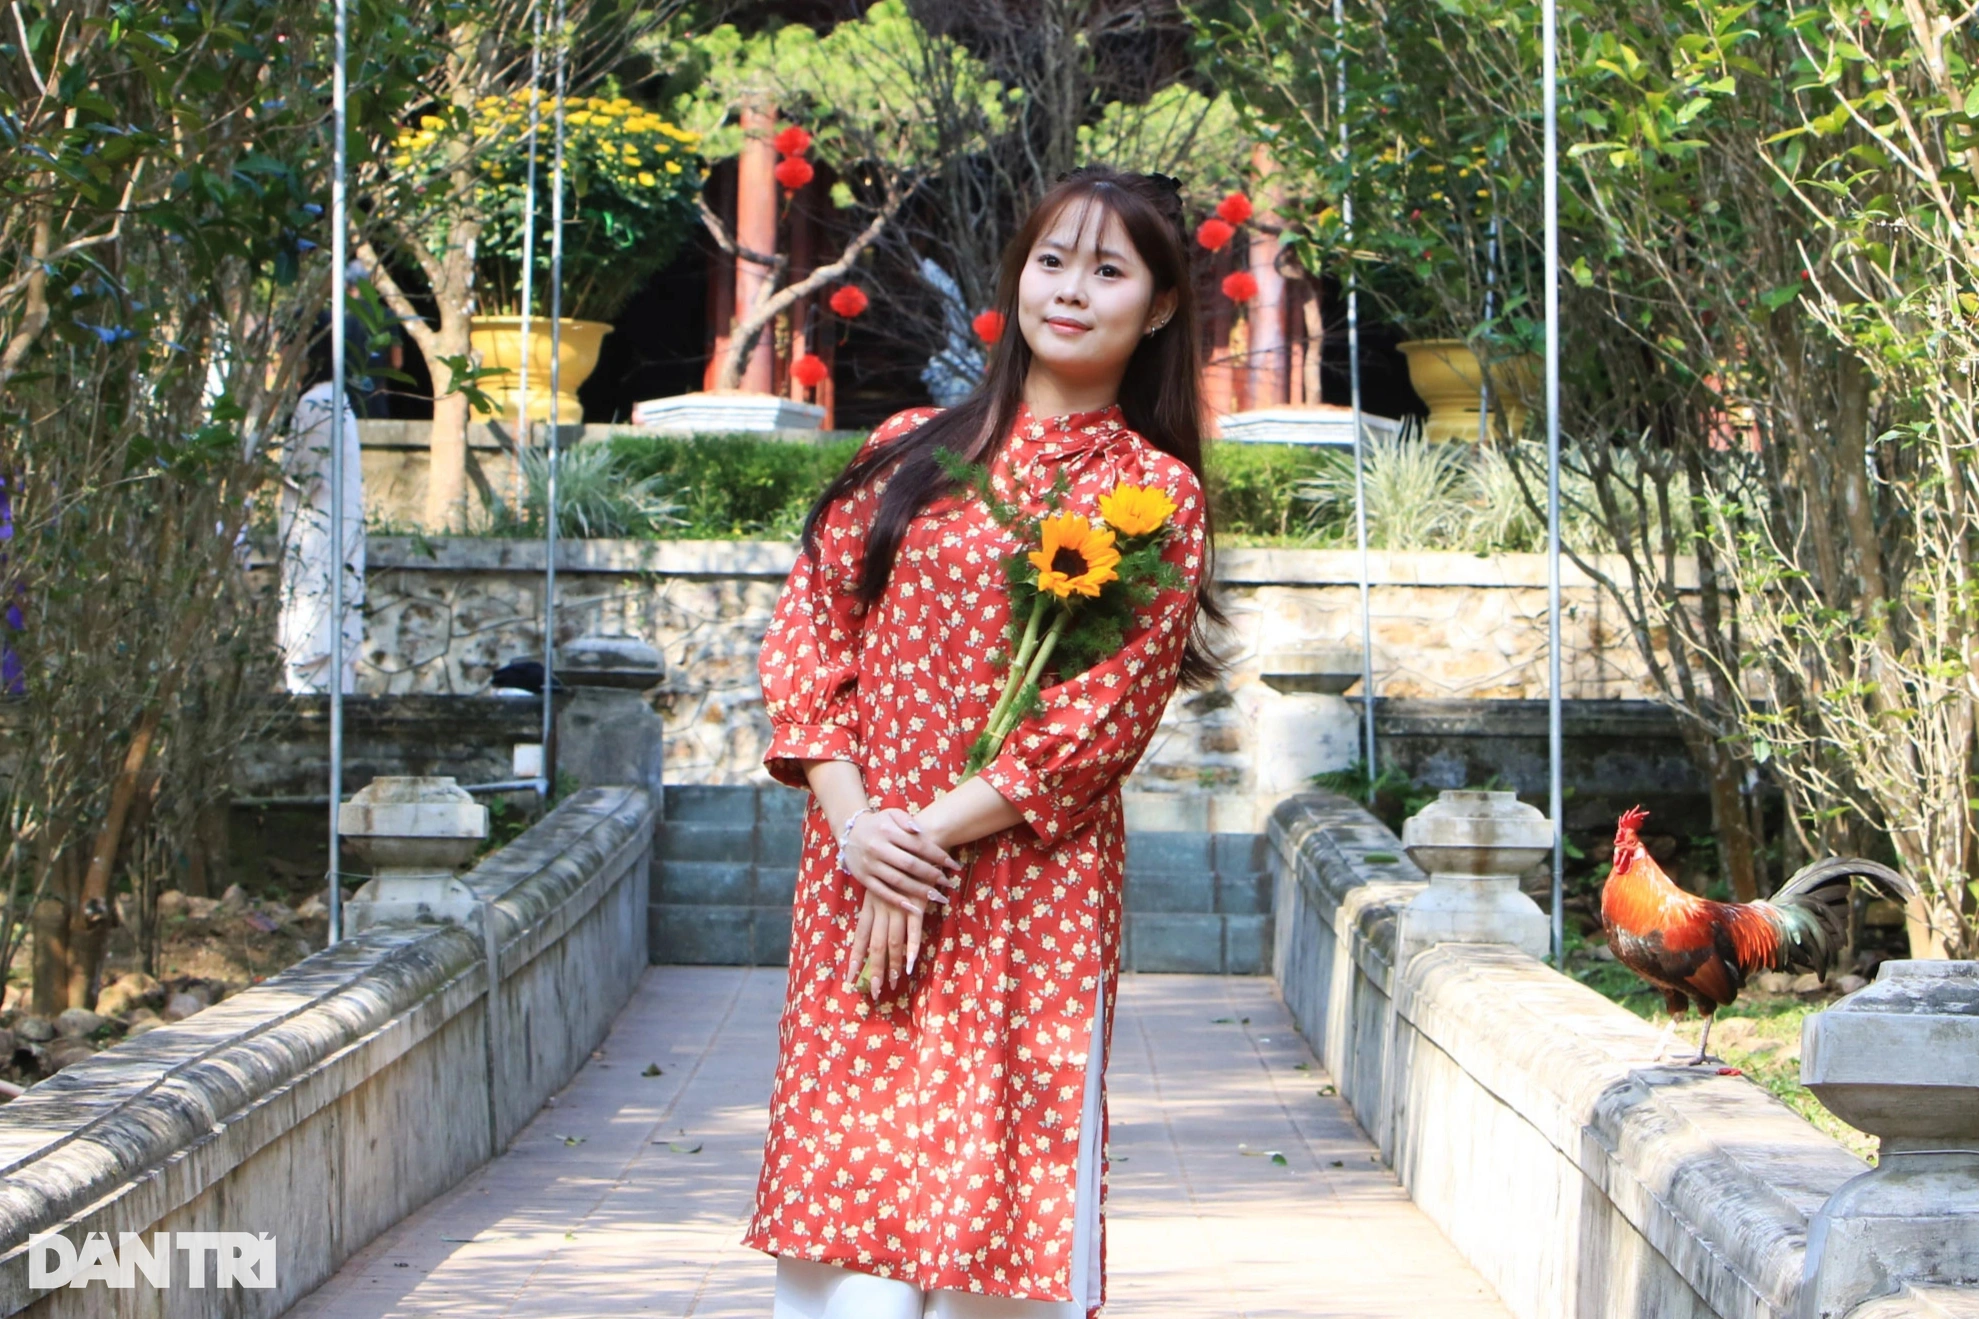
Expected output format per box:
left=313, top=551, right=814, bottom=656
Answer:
left=1616, top=806, right=1650, bottom=838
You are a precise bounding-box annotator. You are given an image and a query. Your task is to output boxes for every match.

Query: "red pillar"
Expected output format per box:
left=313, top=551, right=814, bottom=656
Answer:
left=1246, top=146, right=1289, bottom=407
left=733, top=104, right=779, bottom=394
left=1202, top=253, right=1237, bottom=426
left=788, top=189, right=814, bottom=404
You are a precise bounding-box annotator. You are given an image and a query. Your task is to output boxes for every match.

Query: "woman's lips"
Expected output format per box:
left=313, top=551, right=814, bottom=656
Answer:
left=1045, top=317, right=1090, bottom=333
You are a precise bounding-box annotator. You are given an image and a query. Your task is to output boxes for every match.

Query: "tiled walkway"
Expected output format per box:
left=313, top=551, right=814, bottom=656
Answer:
left=285, top=968, right=1509, bottom=1318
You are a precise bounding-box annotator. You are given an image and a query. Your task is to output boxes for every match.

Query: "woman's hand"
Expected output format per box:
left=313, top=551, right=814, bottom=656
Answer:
left=844, top=887, right=924, bottom=999
left=841, top=806, right=961, bottom=915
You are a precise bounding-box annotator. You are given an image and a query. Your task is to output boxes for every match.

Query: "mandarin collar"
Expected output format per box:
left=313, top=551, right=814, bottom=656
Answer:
left=1011, top=401, right=1128, bottom=456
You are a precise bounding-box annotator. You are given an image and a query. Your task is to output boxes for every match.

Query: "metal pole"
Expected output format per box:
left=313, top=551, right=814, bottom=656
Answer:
left=538, top=0, right=567, bottom=800
left=1480, top=212, right=1499, bottom=445
left=514, top=2, right=543, bottom=510
left=1543, top=0, right=1566, bottom=967
left=1334, top=0, right=1376, bottom=779
left=327, top=0, right=349, bottom=945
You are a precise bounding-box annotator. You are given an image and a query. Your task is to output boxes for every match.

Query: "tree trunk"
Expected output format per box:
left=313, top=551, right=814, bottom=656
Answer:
left=419, top=268, right=477, bottom=531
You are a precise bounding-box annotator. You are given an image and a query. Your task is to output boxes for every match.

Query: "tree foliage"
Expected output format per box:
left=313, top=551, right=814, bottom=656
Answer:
left=1201, top=0, right=1979, bottom=951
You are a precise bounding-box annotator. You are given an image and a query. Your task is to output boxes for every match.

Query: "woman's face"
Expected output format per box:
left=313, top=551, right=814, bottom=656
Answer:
left=1016, top=201, right=1174, bottom=393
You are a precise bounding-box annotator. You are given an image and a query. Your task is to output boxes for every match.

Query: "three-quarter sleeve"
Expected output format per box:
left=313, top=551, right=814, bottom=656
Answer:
left=759, top=407, right=939, bottom=789
left=979, top=462, right=1208, bottom=844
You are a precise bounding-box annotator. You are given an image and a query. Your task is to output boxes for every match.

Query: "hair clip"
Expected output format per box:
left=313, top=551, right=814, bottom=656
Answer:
left=1143, top=171, right=1183, bottom=195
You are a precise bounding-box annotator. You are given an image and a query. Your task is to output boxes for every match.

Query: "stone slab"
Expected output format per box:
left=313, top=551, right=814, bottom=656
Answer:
left=283, top=969, right=1511, bottom=1319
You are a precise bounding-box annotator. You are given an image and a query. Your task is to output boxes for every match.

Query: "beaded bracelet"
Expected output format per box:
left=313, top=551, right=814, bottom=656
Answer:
left=837, top=805, right=875, bottom=875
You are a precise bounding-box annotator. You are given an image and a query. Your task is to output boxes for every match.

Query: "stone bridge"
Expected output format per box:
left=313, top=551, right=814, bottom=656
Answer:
left=0, top=786, right=1971, bottom=1319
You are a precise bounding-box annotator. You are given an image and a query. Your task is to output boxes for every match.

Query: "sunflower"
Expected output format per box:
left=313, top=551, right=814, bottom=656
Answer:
left=1029, top=514, right=1121, bottom=598
left=1097, top=483, right=1178, bottom=538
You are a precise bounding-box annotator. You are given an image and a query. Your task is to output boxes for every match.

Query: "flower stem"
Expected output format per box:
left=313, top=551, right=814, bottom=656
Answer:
left=982, top=593, right=1049, bottom=741
left=981, top=611, right=1067, bottom=752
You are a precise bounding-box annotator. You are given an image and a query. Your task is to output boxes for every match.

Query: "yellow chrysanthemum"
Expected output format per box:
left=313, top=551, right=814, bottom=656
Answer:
left=1029, top=515, right=1121, bottom=599
left=1096, top=483, right=1177, bottom=538
left=665, top=161, right=683, bottom=174
left=637, top=171, right=656, bottom=186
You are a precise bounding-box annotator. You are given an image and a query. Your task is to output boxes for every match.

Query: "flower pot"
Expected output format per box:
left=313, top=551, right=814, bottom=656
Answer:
left=1397, top=339, right=1540, bottom=444
left=468, top=316, right=611, bottom=424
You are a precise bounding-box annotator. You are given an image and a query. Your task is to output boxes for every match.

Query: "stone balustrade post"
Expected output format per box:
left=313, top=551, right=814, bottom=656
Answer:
left=1396, top=789, right=1552, bottom=965
left=1799, top=960, right=1979, bottom=1318
left=338, top=775, right=489, bottom=933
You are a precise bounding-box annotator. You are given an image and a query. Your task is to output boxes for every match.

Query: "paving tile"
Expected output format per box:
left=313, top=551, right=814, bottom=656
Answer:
left=284, top=968, right=1508, bottom=1319
left=660, top=784, right=757, bottom=826
left=655, top=860, right=754, bottom=906
left=1124, top=869, right=1215, bottom=914
left=1125, top=831, right=1213, bottom=873
left=650, top=905, right=753, bottom=965
left=657, top=823, right=755, bottom=864
left=1128, top=913, right=1226, bottom=974
left=1215, top=870, right=1272, bottom=915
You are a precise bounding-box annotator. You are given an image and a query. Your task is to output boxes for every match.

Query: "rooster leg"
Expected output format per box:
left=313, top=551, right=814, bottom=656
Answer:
left=1686, top=1013, right=1716, bottom=1067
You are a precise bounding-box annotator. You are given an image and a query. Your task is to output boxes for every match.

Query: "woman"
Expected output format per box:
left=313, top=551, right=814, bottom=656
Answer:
left=747, top=165, right=1222, bottom=1319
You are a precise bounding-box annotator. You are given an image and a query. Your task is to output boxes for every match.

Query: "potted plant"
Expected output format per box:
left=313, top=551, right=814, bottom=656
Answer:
left=397, top=92, right=703, bottom=422
left=1396, top=339, right=1541, bottom=444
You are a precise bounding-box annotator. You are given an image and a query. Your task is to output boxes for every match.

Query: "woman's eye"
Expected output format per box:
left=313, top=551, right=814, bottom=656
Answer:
left=1097, top=264, right=1121, bottom=278
left=1038, top=253, right=1060, bottom=268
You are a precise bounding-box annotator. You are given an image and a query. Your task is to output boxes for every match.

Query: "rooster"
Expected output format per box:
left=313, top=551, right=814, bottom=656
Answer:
left=1600, top=806, right=1913, bottom=1064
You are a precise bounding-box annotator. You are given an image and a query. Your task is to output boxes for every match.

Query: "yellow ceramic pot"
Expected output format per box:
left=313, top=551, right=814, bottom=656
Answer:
left=468, top=316, right=611, bottom=424
left=1397, top=339, right=1540, bottom=443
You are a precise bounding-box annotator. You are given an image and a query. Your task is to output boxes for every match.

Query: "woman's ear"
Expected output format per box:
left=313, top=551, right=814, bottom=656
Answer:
left=1144, top=288, right=1179, bottom=337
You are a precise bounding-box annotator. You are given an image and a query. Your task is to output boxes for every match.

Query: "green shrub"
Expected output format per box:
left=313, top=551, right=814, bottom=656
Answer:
left=1203, top=444, right=1341, bottom=541
left=604, top=432, right=864, bottom=539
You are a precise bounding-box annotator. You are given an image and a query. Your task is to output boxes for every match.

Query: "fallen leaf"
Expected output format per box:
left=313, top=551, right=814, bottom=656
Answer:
left=665, top=1139, right=703, bottom=1154
left=642, top=1063, right=663, bottom=1077
left=1270, top=1152, right=1289, bottom=1166
left=1329, top=1160, right=1344, bottom=1168
left=555, top=1134, right=585, bottom=1146
left=1317, top=1084, right=1337, bottom=1097
left=1211, top=1017, right=1235, bottom=1024
left=1717, top=1066, right=1744, bottom=1077
left=1292, top=1062, right=1311, bottom=1072
left=439, top=1235, right=479, bottom=1244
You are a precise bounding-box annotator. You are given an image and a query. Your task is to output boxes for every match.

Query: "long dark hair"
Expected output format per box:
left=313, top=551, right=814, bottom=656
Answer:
left=800, top=164, right=1224, bottom=686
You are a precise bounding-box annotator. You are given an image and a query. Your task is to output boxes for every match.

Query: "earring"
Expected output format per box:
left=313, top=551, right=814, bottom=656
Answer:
left=1145, top=318, right=1169, bottom=337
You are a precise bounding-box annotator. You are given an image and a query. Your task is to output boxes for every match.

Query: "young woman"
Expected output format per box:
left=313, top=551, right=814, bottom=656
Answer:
left=747, top=165, right=1221, bottom=1319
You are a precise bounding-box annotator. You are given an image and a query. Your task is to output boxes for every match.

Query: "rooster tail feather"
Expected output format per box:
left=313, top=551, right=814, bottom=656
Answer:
left=1757, top=857, right=1912, bottom=976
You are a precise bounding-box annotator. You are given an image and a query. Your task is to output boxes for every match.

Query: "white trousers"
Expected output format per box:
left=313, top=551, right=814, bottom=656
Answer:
left=772, top=979, right=1107, bottom=1319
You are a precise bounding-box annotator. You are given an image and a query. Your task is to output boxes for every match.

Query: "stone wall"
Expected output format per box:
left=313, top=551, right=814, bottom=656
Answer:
left=0, top=787, right=654, bottom=1316
left=1265, top=791, right=1920, bottom=1319
left=339, top=537, right=1688, bottom=811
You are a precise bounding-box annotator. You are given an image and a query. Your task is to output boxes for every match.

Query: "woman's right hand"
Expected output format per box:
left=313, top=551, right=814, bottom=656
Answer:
left=839, top=806, right=961, bottom=915
left=844, top=887, right=923, bottom=999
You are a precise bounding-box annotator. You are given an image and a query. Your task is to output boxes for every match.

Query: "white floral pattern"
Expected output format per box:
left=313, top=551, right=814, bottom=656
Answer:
left=747, top=403, right=1207, bottom=1315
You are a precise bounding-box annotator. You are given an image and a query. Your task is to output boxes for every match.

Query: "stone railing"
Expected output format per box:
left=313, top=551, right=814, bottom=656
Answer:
left=0, top=786, right=654, bottom=1315
left=1268, top=789, right=1979, bottom=1319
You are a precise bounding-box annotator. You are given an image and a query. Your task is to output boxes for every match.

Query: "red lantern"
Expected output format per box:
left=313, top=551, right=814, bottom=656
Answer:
left=774, top=156, right=815, bottom=192
left=828, top=284, right=869, bottom=318
left=1195, top=218, right=1235, bottom=252
left=1221, top=270, right=1260, bottom=303
left=772, top=124, right=813, bottom=157
left=1215, top=192, right=1254, bottom=224
left=971, top=309, right=1006, bottom=345
left=791, top=353, right=829, bottom=389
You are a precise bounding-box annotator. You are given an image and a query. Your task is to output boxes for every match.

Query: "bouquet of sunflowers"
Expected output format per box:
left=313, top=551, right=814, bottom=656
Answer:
left=938, top=452, right=1185, bottom=778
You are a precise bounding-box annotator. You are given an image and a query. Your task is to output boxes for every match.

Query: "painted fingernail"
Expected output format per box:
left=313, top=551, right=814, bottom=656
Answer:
left=928, top=888, right=950, bottom=904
